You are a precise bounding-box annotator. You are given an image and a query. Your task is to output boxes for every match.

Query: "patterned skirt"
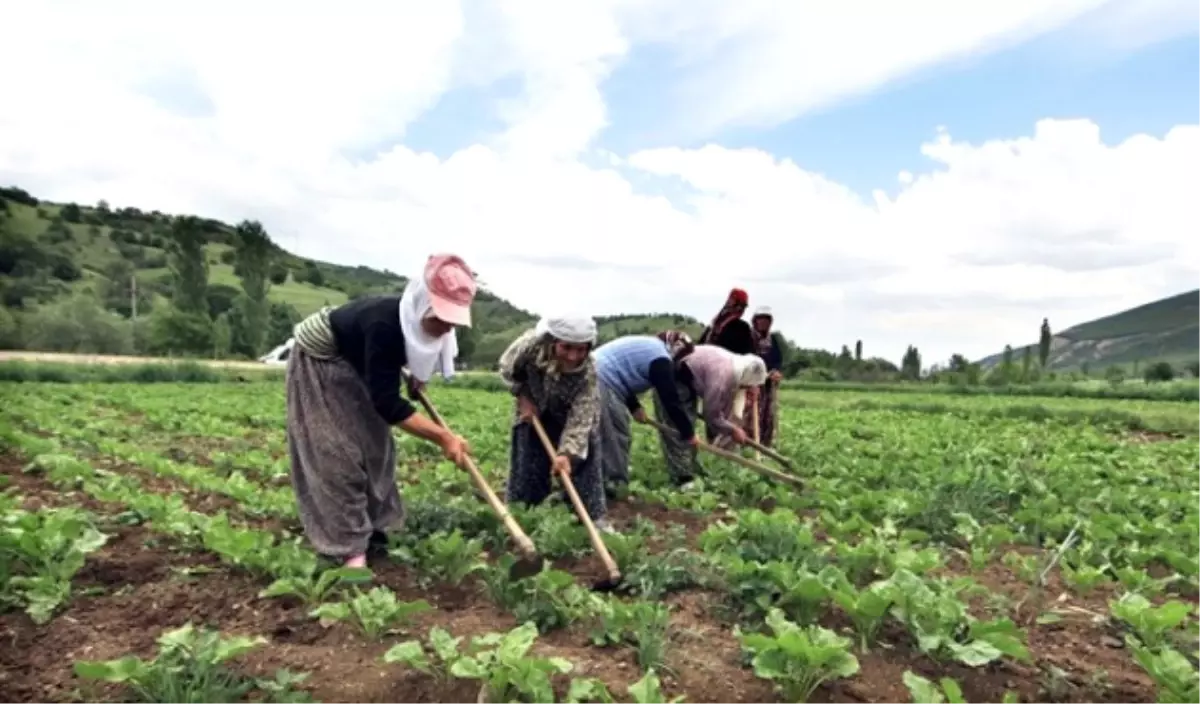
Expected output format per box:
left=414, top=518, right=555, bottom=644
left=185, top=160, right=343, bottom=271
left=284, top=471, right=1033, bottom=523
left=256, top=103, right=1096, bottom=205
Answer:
left=285, top=346, right=403, bottom=558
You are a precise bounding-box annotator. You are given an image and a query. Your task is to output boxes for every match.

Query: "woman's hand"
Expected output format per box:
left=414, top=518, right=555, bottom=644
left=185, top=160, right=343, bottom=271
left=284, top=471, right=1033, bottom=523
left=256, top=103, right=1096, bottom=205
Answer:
left=439, top=432, right=471, bottom=467
left=730, top=426, right=749, bottom=445
left=551, top=454, right=572, bottom=478
left=769, top=370, right=782, bottom=383
left=517, top=396, right=538, bottom=422
left=406, top=376, right=426, bottom=397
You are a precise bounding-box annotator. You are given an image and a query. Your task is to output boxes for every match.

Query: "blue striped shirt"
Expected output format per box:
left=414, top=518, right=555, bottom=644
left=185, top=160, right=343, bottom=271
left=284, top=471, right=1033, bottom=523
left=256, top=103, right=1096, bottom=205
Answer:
left=594, top=335, right=671, bottom=402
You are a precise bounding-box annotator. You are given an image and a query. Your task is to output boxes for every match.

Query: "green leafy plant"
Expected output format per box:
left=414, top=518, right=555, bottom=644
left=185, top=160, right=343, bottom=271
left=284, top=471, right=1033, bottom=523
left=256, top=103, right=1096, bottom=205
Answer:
left=904, top=671, right=1018, bottom=704
left=0, top=505, right=108, bottom=623
left=628, top=669, right=684, bottom=703
left=889, top=570, right=1030, bottom=666
left=258, top=566, right=373, bottom=605
left=483, top=558, right=597, bottom=632
left=389, top=529, right=488, bottom=587
left=386, top=623, right=568, bottom=704
left=1127, top=638, right=1200, bottom=704
left=73, top=622, right=310, bottom=703
left=589, top=598, right=672, bottom=672
left=736, top=608, right=859, bottom=703
left=1109, top=593, right=1192, bottom=650
left=830, top=578, right=896, bottom=652
left=309, top=586, right=433, bottom=639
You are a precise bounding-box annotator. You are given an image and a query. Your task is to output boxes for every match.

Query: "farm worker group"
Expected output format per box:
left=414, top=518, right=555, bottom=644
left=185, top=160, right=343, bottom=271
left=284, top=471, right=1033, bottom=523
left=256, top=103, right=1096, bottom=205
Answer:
left=283, top=253, right=786, bottom=568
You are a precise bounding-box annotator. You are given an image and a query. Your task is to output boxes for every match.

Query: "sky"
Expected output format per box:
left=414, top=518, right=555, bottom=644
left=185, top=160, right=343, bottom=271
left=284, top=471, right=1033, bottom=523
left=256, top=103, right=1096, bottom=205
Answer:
left=1, top=0, right=1197, bottom=366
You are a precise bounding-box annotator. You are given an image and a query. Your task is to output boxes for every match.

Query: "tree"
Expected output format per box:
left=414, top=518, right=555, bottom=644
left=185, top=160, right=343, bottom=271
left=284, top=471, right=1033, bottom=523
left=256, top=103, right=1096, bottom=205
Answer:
left=205, top=283, right=242, bottom=319
left=1038, top=318, right=1052, bottom=368
left=61, top=203, right=82, bottom=223
left=233, top=220, right=273, bottom=356
left=267, top=302, right=301, bottom=349
left=212, top=313, right=232, bottom=358
left=0, top=306, right=20, bottom=349
left=144, top=307, right=214, bottom=357
left=21, top=293, right=133, bottom=354
left=456, top=325, right=477, bottom=368
left=99, top=260, right=152, bottom=318
left=269, top=262, right=288, bottom=285
left=854, top=340, right=862, bottom=361
left=1021, top=345, right=1032, bottom=381
left=900, top=345, right=922, bottom=380
left=0, top=229, right=42, bottom=275
left=168, top=216, right=209, bottom=314
left=1000, top=344, right=1014, bottom=378
left=1143, top=361, right=1175, bottom=383
left=297, top=261, right=324, bottom=287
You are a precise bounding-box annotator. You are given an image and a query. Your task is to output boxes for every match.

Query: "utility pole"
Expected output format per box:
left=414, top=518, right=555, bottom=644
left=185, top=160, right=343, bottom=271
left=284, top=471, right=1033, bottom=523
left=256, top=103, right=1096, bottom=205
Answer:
left=130, top=275, right=138, bottom=352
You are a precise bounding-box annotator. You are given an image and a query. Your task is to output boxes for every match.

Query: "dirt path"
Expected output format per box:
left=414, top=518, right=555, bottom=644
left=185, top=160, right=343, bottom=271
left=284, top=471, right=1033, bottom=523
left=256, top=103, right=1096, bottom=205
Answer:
left=0, top=350, right=275, bottom=372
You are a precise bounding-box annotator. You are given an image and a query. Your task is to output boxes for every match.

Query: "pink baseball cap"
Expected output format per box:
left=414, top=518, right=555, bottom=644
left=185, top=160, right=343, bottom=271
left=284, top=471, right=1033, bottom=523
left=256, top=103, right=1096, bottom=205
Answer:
left=424, top=254, right=477, bottom=327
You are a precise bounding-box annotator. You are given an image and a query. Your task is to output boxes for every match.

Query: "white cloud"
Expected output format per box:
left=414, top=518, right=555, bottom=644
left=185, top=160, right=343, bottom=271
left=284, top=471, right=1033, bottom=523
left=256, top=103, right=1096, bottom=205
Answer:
left=0, top=1, right=1197, bottom=367
left=613, top=0, right=1113, bottom=139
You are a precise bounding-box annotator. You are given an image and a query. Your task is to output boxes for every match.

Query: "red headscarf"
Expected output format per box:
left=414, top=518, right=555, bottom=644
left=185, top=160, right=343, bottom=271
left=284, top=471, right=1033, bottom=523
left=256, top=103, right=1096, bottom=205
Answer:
left=702, top=288, right=748, bottom=343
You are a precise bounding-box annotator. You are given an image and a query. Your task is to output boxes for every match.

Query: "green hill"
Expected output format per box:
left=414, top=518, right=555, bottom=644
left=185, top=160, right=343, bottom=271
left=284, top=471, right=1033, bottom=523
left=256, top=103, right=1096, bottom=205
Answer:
left=977, top=290, right=1199, bottom=371
left=0, top=186, right=701, bottom=366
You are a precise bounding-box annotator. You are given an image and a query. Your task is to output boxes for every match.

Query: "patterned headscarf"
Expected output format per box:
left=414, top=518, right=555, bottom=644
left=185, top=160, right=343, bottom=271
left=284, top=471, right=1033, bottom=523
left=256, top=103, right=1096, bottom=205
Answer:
left=701, top=288, right=749, bottom=344
left=657, top=330, right=695, bottom=360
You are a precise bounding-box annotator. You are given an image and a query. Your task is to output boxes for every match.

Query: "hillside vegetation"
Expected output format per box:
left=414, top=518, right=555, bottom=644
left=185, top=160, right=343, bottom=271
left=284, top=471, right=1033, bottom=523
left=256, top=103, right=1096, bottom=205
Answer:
left=0, top=187, right=704, bottom=366
left=977, top=290, right=1199, bottom=373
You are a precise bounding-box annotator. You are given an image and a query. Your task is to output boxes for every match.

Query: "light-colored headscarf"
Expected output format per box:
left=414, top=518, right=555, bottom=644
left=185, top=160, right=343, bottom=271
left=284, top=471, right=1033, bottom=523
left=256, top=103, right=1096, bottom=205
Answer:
left=732, top=353, right=767, bottom=388
left=730, top=353, right=766, bottom=422
left=535, top=316, right=598, bottom=345
left=399, top=276, right=458, bottom=382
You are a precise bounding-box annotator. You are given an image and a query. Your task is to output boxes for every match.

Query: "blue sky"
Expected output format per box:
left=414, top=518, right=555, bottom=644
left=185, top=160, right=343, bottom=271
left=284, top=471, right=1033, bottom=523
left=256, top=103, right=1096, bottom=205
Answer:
left=403, top=18, right=1199, bottom=199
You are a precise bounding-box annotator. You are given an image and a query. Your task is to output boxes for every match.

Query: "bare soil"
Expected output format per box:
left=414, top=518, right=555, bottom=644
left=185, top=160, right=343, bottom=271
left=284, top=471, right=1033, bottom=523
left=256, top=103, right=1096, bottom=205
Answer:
left=0, top=451, right=1165, bottom=704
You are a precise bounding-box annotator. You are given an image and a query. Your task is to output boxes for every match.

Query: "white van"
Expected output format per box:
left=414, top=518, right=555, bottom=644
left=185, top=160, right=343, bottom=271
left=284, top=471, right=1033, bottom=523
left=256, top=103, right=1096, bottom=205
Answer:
left=259, top=338, right=294, bottom=366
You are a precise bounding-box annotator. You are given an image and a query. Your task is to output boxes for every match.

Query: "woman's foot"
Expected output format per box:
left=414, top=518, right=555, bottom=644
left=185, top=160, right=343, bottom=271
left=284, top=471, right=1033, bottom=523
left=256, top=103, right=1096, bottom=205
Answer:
left=367, top=531, right=389, bottom=558
left=594, top=518, right=618, bottom=535
left=343, top=553, right=367, bottom=569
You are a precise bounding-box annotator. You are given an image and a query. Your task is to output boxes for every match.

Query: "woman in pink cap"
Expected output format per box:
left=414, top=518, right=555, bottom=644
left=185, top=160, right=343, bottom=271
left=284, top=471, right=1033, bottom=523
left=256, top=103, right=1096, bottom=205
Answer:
left=285, top=254, right=477, bottom=568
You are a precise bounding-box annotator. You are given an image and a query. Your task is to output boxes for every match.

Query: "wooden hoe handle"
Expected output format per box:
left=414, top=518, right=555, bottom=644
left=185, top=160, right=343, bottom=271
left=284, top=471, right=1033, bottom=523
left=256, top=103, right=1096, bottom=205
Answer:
left=411, top=384, right=537, bottom=559
left=528, top=415, right=621, bottom=581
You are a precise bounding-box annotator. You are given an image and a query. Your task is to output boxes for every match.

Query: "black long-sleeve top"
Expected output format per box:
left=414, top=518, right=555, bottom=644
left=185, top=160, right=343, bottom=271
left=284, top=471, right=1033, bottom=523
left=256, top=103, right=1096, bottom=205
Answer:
left=710, top=319, right=755, bottom=356
left=759, top=332, right=784, bottom=372
left=328, top=294, right=417, bottom=425
left=624, top=357, right=695, bottom=442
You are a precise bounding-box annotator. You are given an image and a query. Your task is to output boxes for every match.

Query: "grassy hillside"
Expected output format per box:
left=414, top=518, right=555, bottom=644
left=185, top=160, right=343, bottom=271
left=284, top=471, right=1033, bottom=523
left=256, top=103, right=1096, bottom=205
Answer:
left=0, top=186, right=701, bottom=365
left=977, top=289, right=1199, bottom=371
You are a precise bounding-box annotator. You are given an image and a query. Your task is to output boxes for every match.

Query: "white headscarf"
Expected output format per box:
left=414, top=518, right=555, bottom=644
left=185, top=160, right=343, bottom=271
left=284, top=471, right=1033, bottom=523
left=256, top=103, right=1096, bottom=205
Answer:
left=399, top=276, right=458, bottom=382
left=731, top=353, right=768, bottom=387
left=535, top=316, right=598, bottom=345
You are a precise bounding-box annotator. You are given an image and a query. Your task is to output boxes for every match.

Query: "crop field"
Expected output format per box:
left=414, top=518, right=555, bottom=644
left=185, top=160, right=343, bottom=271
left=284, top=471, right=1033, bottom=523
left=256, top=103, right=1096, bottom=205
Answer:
left=1, top=380, right=1198, bottom=703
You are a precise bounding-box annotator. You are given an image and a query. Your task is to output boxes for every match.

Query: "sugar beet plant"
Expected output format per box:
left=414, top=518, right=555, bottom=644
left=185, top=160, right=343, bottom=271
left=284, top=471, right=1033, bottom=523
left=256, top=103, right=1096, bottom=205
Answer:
left=74, top=622, right=311, bottom=703
left=383, top=621, right=682, bottom=704
left=0, top=498, right=108, bottom=624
